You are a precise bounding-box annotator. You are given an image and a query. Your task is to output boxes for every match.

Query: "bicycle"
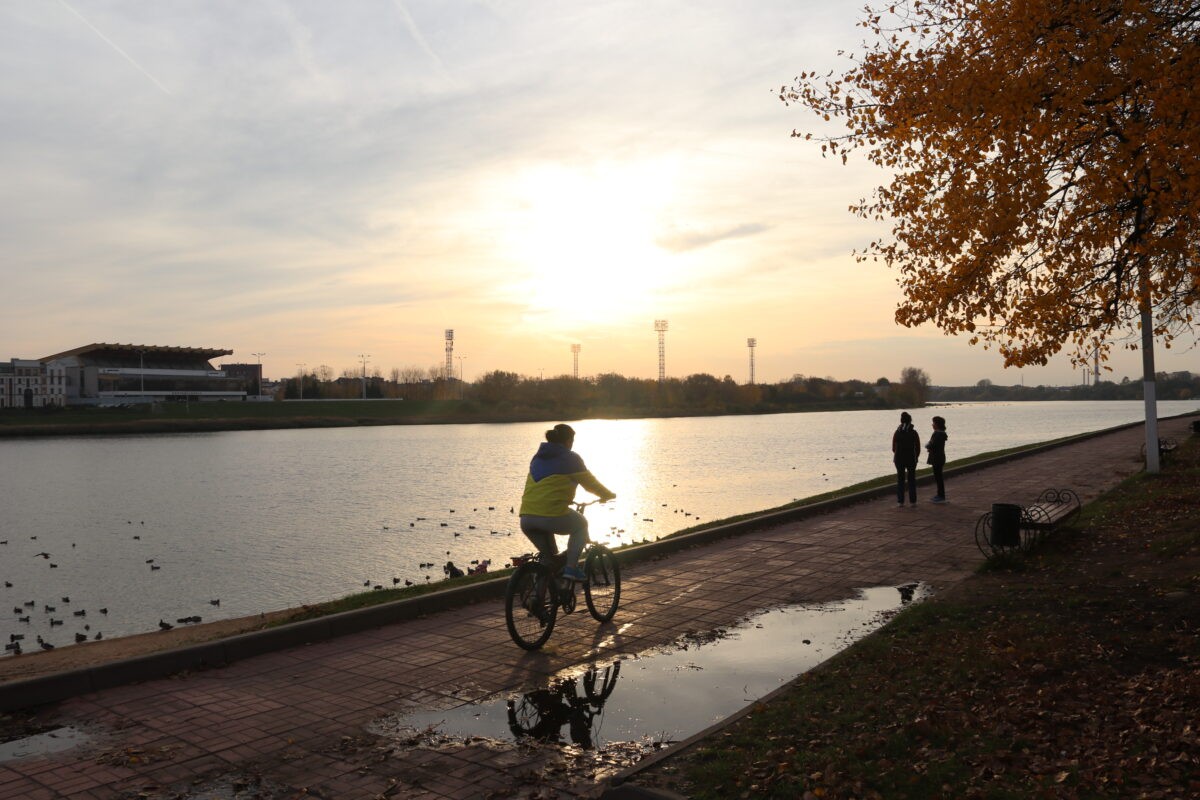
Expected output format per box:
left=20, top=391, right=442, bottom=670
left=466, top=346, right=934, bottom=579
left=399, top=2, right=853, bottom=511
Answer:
left=504, top=501, right=622, bottom=650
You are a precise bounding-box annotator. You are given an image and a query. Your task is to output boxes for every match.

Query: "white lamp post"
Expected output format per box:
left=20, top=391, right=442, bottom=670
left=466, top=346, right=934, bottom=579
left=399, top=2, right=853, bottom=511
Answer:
left=251, top=352, right=265, bottom=396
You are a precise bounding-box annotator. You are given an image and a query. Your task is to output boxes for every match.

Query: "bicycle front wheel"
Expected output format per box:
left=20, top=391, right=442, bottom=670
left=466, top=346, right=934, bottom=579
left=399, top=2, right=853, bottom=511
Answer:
left=583, top=546, right=621, bottom=622
left=505, top=562, right=558, bottom=650
left=583, top=661, right=621, bottom=704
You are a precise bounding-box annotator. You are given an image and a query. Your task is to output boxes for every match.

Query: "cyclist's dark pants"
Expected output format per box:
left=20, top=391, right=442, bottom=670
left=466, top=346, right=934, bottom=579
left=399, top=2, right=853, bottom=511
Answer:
left=519, top=511, right=588, bottom=569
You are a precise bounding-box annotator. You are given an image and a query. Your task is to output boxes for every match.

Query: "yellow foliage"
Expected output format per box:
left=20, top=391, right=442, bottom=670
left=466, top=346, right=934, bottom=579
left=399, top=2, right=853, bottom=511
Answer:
left=783, top=0, right=1200, bottom=368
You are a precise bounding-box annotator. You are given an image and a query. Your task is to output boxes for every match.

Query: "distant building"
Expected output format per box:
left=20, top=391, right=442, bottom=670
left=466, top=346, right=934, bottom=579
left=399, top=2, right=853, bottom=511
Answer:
left=40, top=343, right=245, bottom=405
left=0, top=359, right=66, bottom=409
left=219, top=362, right=264, bottom=395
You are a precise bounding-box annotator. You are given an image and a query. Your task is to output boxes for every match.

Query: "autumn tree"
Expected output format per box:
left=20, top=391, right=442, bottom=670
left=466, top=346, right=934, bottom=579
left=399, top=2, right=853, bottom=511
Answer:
left=784, top=0, right=1199, bottom=470
left=901, top=366, right=932, bottom=405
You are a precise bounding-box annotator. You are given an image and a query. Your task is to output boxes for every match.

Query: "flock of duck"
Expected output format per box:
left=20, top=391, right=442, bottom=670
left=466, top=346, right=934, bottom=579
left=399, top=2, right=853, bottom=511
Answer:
left=2, top=521, right=221, bottom=657
left=356, top=500, right=693, bottom=595
left=5, top=594, right=112, bottom=655
left=5, top=497, right=699, bottom=658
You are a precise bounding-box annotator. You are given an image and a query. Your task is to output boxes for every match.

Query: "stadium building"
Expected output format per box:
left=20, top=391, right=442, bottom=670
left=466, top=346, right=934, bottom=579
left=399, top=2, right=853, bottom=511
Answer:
left=41, top=343, right=246, bottom=405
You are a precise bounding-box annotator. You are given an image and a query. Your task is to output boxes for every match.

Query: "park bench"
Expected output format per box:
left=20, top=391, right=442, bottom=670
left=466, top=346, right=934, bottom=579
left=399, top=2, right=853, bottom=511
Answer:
left=974, top=488, right=1081, bottom=557
left=1140, top=437, right=1179, bottom=462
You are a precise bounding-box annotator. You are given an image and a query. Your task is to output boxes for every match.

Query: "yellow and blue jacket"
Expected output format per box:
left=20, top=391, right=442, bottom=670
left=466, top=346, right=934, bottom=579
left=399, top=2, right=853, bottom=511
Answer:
left=519, top=442, right=615, bottom=517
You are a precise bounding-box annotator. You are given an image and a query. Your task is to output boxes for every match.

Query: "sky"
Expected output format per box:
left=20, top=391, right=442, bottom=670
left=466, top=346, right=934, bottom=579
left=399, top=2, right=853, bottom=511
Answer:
left=2, top=1, right=1194, bottom=387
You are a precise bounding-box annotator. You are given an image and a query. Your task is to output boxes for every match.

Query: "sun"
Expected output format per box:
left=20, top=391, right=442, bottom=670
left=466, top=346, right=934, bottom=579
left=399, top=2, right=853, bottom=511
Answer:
left=500, top=161, right=680, bottom=326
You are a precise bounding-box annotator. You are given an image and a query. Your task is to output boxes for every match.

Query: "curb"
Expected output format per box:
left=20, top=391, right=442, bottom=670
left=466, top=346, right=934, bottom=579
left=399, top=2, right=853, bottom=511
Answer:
left=0, top=414, right=1189, bottom=713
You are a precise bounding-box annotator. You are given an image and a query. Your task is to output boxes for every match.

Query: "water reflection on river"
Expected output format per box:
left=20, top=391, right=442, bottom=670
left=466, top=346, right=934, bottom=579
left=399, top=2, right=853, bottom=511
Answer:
left=0, top=401, right=1194, bottom=646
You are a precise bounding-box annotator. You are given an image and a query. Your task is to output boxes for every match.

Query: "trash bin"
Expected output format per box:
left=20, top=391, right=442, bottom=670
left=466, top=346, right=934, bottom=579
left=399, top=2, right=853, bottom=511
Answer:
left=990, top=503, right=1022, bottom=548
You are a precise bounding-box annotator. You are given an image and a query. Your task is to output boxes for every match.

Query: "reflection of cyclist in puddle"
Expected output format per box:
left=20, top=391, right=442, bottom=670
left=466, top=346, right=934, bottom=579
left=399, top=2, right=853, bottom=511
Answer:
left=506, top=663, right=620, bottom=749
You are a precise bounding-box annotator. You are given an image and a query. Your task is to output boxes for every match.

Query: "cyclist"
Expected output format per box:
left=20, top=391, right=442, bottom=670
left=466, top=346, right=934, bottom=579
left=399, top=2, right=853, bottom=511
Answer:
left=518, top=423, right=616, bottom=582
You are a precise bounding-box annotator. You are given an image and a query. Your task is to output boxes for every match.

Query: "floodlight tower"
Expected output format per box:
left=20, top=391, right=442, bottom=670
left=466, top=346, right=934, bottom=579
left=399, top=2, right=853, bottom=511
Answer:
left=747, top=338, right=757, bottom=385
left=444, top=329, right=454, bottom=380
left=571, top=344, right=581, bottom=379
left=654, top=320, right=668, bottom=382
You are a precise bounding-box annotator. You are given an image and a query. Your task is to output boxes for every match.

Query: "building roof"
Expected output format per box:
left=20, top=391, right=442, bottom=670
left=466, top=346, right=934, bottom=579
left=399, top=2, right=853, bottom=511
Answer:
left=41, top=343, right=234, bottom=362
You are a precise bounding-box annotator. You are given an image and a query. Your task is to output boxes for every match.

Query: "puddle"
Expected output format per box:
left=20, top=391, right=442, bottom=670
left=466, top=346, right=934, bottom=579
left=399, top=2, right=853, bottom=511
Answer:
left=373, top=584, right=926, bottom=764
left=0, top=725, right=92, bottom=762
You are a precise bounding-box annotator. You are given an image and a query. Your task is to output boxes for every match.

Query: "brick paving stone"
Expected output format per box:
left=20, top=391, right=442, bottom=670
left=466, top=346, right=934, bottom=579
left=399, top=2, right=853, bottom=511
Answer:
left=0, top=783, right=59, bottom=800
left=25, top=768, right=101, bottom=796
left=0, top=418, right=1190, bottom=799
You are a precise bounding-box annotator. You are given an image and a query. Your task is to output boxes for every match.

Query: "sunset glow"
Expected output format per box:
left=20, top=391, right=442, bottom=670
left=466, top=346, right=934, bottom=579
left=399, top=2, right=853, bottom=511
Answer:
left=0, top=2, right=1192, bottom=385
left=497, top=162, right=679, bottom=327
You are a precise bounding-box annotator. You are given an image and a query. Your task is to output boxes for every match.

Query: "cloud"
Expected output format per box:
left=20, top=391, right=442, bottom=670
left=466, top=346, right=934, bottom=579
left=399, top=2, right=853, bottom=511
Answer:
left=656, top=223, right=771, bottom=253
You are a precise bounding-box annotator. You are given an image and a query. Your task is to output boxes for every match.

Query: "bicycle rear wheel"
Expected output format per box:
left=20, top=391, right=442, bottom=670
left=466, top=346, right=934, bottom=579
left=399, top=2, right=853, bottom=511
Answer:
left=505, top=561, right=558, bottom=650
left=583, top=545, right=621, bottom=622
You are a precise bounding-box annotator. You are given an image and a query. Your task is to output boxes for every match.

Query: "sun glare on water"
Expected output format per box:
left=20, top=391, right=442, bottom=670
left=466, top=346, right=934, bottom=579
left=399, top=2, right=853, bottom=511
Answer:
left=500, top=162, right=679, bottom=326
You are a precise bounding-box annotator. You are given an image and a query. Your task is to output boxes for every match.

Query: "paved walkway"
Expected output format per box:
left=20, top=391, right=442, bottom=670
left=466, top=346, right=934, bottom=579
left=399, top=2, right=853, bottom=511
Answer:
left=1, top=418, right=1191, bottom=800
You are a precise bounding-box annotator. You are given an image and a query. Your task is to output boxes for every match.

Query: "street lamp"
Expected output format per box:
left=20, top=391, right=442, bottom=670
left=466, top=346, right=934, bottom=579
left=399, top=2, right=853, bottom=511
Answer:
left=251, top=352, right=265, bottom=396
left=358, top=354, right=370, bottom=400
left=138, top=349, right=145, bottom=400
left=296, top=363, right=306, bottom=400
left=456, top=356, right=466, bottom=399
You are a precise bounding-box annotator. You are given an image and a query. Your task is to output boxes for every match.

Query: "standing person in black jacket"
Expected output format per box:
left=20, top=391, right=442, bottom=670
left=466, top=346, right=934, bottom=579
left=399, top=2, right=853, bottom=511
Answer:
left=926, top=415, right=948, bottom=503
left=892, top=411, right=921, bottom=506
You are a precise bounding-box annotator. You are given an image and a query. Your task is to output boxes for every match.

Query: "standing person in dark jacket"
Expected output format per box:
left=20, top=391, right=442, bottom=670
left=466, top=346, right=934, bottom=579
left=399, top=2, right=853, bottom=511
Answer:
left=926, top=415, right=948, bottom=503
left=892, top=411, right=921, bottom=506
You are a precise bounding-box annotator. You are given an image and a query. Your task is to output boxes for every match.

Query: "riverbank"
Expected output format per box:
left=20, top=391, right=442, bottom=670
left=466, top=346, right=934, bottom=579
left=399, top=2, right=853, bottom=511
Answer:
left=626, top=436, right=1200, bottom=798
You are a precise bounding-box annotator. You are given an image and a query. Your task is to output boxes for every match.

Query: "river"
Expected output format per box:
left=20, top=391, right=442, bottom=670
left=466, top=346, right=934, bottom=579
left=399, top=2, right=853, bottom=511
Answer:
left=1, top=400, right=1195, bottom=647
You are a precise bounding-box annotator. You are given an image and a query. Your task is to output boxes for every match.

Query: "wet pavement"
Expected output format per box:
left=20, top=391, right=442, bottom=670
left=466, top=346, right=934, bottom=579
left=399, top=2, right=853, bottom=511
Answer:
left=385, top=585, right=926, bottom=762
left=0, top=418, right=1190, bottom=799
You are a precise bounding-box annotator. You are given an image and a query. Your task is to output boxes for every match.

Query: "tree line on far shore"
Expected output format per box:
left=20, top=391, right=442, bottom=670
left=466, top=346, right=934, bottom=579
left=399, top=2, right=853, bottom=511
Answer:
left=277, top=363, right=1197, bottom=415
left=931, top=371, right=1198, bottom=403
left=278, top=366, right=934, bottom=414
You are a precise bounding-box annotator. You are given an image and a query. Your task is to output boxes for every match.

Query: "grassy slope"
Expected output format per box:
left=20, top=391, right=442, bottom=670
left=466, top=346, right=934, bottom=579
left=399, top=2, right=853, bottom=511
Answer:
left=636, top=437, right=1200, bottom=799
